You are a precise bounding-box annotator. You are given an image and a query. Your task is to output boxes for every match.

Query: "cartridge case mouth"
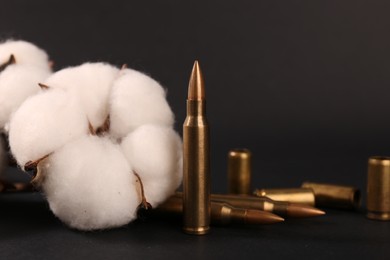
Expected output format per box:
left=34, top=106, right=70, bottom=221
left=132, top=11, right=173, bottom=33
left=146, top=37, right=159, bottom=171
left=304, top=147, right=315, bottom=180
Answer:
left=183, top=226, right=210, bottom=235
left=367, top=156, right=390, bottom=220
left=301, top=182, right=361, bottom=210
left=368, top=156, right=390, bottom=166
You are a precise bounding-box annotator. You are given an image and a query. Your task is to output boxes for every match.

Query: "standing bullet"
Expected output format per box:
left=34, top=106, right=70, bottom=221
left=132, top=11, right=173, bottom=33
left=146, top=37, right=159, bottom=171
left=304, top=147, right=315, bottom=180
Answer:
left=157, top=196, right=284, bottom=225
left=183, top=61, right=210, bottom=235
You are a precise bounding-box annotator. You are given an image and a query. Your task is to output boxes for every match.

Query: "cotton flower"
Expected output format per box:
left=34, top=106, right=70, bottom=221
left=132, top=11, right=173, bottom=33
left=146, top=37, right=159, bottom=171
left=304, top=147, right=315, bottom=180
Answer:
left=43, top=63, right=119, bottom=129
left=0, top=65, right=52, bottom=130
left=0, top=40, right=51, bottom=70
left=41, top=135, right=140, bottom=231
left=109, top=68, right=174, bottom=139
left=9, top=89, right=89, bottom=167
left=121, top=124, right=182, bottom=207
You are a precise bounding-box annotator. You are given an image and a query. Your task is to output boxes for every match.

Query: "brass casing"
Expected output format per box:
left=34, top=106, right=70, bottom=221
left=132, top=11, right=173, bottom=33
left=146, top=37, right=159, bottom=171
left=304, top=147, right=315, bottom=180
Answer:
left=228, top=149, right=251, bottom=195
left=210, top=193, right=290, bottom=217
left=183, top=99, right=210, bottom=235
left=174, top=192, right=323, bottom=218
left=253, top=188, right=315, bottom=206
left=302, top=182, right=360, bottom=210
left=367, top=157, right=390, bottom=221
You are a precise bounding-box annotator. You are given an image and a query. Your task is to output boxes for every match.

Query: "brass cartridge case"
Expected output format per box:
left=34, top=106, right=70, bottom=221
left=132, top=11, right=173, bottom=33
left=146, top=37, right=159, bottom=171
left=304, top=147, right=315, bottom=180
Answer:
left=174, top=192, right=324, bottom=218
left=228, top=149, right=251, bottom=195
left=182, top=61, right=210, bottom=235
left=302, top=182, right=360, bottom=210
left=157, top=196, right=284, bottom=225
left=253, top=188, right=315, bottom=206
left=367, top=157, right=390, bottom=221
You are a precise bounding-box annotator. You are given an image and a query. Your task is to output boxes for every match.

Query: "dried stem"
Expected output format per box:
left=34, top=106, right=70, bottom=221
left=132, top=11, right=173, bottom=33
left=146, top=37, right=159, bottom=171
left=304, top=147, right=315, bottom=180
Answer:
left=96, top=115, right=110, bottom=135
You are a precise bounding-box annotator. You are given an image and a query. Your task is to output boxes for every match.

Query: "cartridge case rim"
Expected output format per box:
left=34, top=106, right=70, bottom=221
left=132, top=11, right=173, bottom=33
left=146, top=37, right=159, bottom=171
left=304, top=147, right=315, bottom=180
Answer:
left=367, top=212, right=390, bottom=221
left=229, top=149, right=251, bottom=159
left=183, top=226, right=210, bottom=235
left=368, top=156, right=390, bottom=166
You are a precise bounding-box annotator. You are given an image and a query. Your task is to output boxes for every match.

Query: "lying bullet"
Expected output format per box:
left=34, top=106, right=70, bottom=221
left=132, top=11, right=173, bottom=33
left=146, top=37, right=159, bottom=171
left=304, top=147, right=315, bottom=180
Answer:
left=302, top=182, right=360, bottom=210
left=253, top=188, right=315, bottom=206
left=182, top=61, right=211, bottom=235
left=175, top=192, right=324, bottom=218
left=157, top=196, right=284, bottom=225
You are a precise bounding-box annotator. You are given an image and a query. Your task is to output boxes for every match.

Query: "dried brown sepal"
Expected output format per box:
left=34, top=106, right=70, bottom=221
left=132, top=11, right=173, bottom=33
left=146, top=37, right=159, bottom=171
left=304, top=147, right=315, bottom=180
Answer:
left=24, top=154, right=50, bottom=172
left=38, top=83, right=50, bottom=90
left=0, top=54, right=16, bottom=72
left=88, top=121, right=96, bottom=135
left=95, top=115, right=110, bottom=136
left=121, top=64, right=128, bottom=70
left=134, top=171, right=152, bottom=211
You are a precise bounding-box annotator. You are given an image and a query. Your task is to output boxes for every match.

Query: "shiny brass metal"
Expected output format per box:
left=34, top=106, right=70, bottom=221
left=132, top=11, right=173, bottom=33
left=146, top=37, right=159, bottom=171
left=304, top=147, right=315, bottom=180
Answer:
left=157, top=196, right=284, bottom=225
left=228, top=149, right=251, bottom=195
left=176, top=192, right=324, bottom=218
left=253, top=188, right=315, bottom=206
left=367, top=157, right=390, bottom=221
left=302, top=182, right=360, bottom=210
left=182, top=61, right=210, bottom=235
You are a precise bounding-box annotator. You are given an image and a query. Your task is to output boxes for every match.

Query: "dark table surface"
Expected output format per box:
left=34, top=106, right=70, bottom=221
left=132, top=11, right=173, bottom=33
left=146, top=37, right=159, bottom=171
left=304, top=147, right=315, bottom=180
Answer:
left=1, top=155, right=389, bottom=260
left=1, top=0, right=390, bottom=259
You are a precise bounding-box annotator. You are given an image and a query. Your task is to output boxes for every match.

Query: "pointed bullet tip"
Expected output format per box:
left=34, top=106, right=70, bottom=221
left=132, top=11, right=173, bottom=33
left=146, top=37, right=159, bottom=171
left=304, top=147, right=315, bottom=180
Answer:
left=187, top=60, right=205, bottom=100
left=246, top=209, right=285, bottom=224
left=286, top=204, right=326, bottom=218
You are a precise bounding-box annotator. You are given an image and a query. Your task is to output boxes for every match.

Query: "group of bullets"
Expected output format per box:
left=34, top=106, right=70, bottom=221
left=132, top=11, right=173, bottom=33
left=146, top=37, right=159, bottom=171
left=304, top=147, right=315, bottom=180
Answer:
left=156, top=61, right=390, bottom=235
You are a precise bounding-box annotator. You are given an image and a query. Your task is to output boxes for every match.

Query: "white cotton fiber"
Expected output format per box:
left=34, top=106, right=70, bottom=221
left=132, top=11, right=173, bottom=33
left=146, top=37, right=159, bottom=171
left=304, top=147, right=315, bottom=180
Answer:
left=43, top=63, right=119, bottom=129
left=121, top=124, right=182, bottom=207
left=9, top=89, right=89, bottom=167
left=109, top=69, right=174, bottom=139
left=0, top=65, right=52, bottom=130
left=41, top=135, right=140, bottom=231
left=0, top=40, right=51, bottom=70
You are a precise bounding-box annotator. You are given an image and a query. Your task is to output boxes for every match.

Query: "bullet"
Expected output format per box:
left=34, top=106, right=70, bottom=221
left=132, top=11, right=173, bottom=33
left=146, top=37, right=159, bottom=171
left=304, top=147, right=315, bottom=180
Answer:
left=157, top=196, right=284, bottom=225
left=228, top=149, right=251, bottom=195
left=367, top=156, right=390, bottom=221
left=253, top=188, right=315, bottom=206
left=175, top=192, right=324, bottom=218
left=182, top=61, right=210, bottom=235
left=302, top=182, right=360, bottom=210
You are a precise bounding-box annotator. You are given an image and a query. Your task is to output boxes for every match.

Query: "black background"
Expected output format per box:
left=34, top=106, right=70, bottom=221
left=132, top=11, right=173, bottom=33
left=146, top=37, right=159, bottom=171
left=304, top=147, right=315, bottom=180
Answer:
left=0, top=1, right=390, bottom=259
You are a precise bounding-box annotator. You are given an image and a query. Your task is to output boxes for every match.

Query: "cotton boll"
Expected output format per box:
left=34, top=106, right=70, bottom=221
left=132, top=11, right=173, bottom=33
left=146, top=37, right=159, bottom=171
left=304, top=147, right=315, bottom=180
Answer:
left=0, top=65, right=52, bottom=130
left=43, top=63, right=119, bottom=129
left=0, top=40, right=51, bottom=70
left=9, top=89, right=89, bottom=167
left=121, top=125, right=182, bottom=207
left=109, top=69, right=174, bottom=139
left=41, top=135, right=139, bottom=231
